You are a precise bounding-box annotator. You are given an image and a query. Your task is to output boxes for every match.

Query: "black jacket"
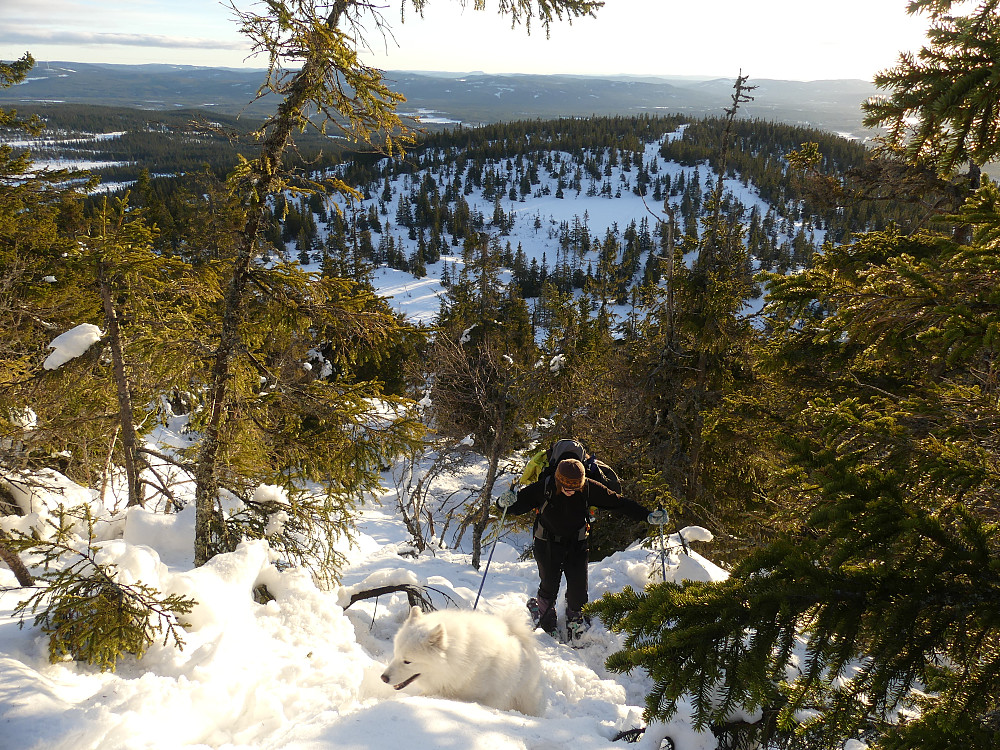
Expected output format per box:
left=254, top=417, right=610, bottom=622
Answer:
left=505, top=476, right=649, bottom=541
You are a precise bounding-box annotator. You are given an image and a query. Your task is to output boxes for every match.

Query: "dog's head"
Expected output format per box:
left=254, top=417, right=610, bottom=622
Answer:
left=380, top=606, right=447, bottom=691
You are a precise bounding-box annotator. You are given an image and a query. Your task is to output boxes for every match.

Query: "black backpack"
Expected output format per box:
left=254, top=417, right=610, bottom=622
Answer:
left=521, top=437, right=622, bottom=495
left=529, top=438, right=622, bottom=541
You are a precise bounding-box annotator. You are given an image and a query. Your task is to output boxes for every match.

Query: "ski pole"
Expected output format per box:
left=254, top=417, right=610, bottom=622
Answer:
left=656, top=506, right=668, bottom=583
left=473, top=496, right=510, bottom=610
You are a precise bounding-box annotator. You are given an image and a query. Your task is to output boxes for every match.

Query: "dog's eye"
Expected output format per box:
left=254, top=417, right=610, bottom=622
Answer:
left=403, top=660, right=411, bottom=665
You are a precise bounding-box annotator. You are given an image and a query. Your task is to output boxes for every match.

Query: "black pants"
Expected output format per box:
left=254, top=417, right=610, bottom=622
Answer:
left=534, top=534, right=589, bottom=614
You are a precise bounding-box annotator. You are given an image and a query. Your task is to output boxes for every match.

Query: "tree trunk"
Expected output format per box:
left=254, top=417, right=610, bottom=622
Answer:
left=99, top=425, right=121, bottom=505
left=684, top=350, right=709, bottom=510
left=0, top=537, right=33, bottom=586
left=471, top=447, right=501, bottom=571
left=953, top=161, right=982, bottom=245
left=194, top=11, right=347, bottom=566
left=98, top=267, right=144, bottom=507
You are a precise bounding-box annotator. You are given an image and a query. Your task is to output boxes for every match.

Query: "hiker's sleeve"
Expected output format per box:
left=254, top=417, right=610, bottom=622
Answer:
left=505, top=480, right=543, bottom=516
left=589, top=483, right=650, bottom=523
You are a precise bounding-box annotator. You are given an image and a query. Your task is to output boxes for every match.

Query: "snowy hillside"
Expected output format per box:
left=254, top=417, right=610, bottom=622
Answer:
left=0, top=430, right=730, bottom=750
left=0, top=119, right=841, bottom=750
left=297, top=123, right=817, bottom=326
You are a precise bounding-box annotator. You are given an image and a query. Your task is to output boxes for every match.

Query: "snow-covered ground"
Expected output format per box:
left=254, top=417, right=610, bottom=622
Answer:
left=322, top=128, right=797, bottom=326
left=4, top=122, right=814, bottom=314
left=0, top=130, right=132, bottom=190
left=1, top=437, right=729, bottom=750
left=2, top=320, right=739, bottom=750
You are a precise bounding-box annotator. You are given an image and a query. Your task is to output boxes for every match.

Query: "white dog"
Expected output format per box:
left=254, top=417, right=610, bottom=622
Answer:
left=380, top=606, right=545, bottom=716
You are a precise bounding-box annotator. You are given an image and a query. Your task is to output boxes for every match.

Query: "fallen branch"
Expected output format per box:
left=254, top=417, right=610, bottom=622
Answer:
left=344, top=584, right=435, bottom=612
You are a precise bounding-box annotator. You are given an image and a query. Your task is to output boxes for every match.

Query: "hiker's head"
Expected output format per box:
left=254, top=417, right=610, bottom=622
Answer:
left=555, top=459, right=586, bottom=493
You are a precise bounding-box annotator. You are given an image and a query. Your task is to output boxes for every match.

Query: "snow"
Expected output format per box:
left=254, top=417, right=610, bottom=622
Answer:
left=7, top=408, right=36, bottom=431
left=42, top=322, right=103, bottom=370
left=313, top=127, right=811, bottom=329
left=0, top=130, right=134, bottom=193
left=2, top=454, right=729, bottom=750
left=0, top=132, right=127, bottom=149
left=401, top=109, right=464, bottom=125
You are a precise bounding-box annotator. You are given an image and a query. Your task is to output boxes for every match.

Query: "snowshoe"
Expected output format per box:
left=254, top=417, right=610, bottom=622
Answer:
left=565, top=610, right=591, bottom=646
left=527, top=597, right=557, bottom=638
left=527, top=596, right=540, bottom=624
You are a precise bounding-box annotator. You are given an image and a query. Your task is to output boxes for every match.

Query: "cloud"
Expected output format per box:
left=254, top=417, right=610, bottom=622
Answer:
left=1, top=0, right=81, bottom=19
left=3, top=28, right=248, bottom=51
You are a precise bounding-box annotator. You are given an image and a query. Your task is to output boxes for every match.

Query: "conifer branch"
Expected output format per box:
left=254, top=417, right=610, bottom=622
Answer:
left=8, top=521, right=195, bottom=672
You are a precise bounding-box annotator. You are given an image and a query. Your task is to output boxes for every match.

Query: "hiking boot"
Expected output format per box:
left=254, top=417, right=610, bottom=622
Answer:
left=527, top=596, right=557, bottom=636
left=565, top=610, right=590, bottom=644
left=527, top=596, right=540, bottom=624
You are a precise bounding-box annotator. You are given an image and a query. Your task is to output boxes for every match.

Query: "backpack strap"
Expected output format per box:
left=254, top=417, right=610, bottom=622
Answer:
left=536, top=475, right=557, bottom=519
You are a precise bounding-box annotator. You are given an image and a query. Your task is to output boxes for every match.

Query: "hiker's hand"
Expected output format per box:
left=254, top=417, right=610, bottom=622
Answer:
left=647, top=508, right=669, bottom=525
left=496, top=488, right=517, bottom=509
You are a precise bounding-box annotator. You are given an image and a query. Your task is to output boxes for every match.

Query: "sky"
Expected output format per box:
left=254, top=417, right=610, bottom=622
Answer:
left=0, top=0, right=932, bottom=82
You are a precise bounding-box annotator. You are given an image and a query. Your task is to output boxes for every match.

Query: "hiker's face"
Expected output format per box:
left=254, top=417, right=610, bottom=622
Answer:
left=559, top=485, right=579, bottom=496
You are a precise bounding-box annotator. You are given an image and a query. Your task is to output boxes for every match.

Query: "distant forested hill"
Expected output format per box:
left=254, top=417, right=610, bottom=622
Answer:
left=0, top=62, right=880, bottom=136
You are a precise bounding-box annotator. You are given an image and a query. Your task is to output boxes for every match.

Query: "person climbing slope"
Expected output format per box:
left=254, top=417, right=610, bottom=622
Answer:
left=496, top=457, right=666, bottom=643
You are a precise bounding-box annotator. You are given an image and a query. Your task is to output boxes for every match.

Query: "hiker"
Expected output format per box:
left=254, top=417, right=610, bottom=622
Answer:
left=496, top=456, right=666, bottom=642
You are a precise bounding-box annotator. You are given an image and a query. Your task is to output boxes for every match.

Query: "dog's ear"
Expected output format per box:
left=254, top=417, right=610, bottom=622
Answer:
left=407, top=606, right=422, bottom=621
left=427, top=622, right=447, bottom=653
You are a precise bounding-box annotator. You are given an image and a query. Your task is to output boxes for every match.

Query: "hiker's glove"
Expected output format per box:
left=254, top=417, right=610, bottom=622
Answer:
left=496, top=488, right=518, bottom=509
left=647, top=508, right=669, bottom=525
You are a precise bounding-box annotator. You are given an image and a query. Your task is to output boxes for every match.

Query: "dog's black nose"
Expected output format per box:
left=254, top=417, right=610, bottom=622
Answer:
left=380, top=673, right=390, bottom=683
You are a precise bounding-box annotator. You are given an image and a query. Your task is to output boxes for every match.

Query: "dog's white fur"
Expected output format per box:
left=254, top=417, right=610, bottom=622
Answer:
left=380, top=606, right=545, bottom=716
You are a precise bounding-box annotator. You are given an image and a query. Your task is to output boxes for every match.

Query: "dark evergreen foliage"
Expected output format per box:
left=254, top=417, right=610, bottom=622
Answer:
left=588, top=13, right=1000, bottom=743
left=593, top=205, right=1000, bottom=750
left=8, top=514, right=194, bottom=672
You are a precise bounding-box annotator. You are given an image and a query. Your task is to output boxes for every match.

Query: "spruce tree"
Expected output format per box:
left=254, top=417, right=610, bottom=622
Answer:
left=83, top=198, right=201, bottom=508
left=592, top=44, right=1000, bottom=748
left=595, top=215, right=1000, bottom=749
left=193, top=0, right=602, bottom=570
left=425, top=231, right=540, bottom=568
left=623, top=76, right=762, bottom=558
left=863, top=0, right=1000, bottom=183
left=193, top=1, right=417, bottom=567
left=0, top=56, right=116, bottom=488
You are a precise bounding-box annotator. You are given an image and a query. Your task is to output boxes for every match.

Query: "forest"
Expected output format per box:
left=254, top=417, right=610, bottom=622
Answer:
left=4, top=101, right=349, bottom=184
left=2, top=1, right=999, bottom=748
